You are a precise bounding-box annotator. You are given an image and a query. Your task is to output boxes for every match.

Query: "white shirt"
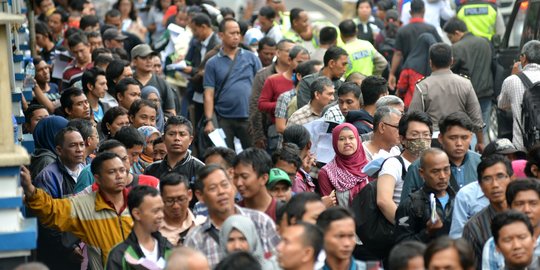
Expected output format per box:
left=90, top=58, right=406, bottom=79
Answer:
left=139, top=238, right=159, bottom=263
left=379, top=156, right=411, bottom=205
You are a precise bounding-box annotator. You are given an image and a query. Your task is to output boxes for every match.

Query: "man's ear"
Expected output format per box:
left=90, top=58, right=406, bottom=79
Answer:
left=195, top=190, right=204, bottom=203
left=419, top=167, right=425, bottom=180
left=55, top=145, right=62, bottom=156
left=187, top=189, right=193, bottom=201
left=438, top=133, right=443, bottom=146
left=132, top=208, right=141, bottom=221
left=261, top=173, right=269, bottom=186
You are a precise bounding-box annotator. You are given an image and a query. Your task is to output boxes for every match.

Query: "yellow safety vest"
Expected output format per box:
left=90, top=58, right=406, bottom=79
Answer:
left=457, top=2, right=498, bottom=40
left=341, top=38, right=376, bottom=78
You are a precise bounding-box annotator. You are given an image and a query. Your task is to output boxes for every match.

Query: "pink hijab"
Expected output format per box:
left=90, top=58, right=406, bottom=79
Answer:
left=325, top=123, right=369, bottom=192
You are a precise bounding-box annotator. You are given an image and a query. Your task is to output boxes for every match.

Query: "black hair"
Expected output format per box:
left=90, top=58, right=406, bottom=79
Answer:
left=316, top=206, right=354, bottom=233
left=323, top=46, right=348, bottom=67
left=160, top=172, right=190, bottom=195
left=65, top=27, right=84, bottom=41
left=319, top=26, right=338, bottom=46
left=54, top=126, right=82, bottom=147
left=32, top=56, right=44, bottom=68
left=284, top=192, right=322, bottom=225
left=91, top=47, right=111, bottom=63
left=194, top=164, right=229, bottom=192
left=309, top=76, right=334, bottom=100
left=113, top=0, right=137, bottom=21
left=410, top=0, right=425, bottom=14
left=203, top=146, right=237, bottom=168
left=289, top=8, right=304, bottom=27
left=389, top=241, right=426, bottom=270
left=276, top=38, right=294, bottom=50
left=429, top=43, right=452, bottom=68
left=376, top=0, right=394, bottom=11
left=110, top=47, right=129, bottom=61
left=294, top=222, right=324, bottom=261
left=218, top=17, right=237, bottom=33
left=238, top=20, right=249, bottom=36
left=164, top=116, right=194, bottom=136
left=24, top=104, right=47, bottom=124
left=67, top=32, right=89, bottom=48
left=191, top=12, right=212, bottom=27
left=232, top=148, right=272, bottom=177
left=337, top=82, right=362, bottom=99
left=113, top=126, right=145, bottom=149
left=525, top=144, right=540, bottom=177
left=214, top=251, right=262, bottom=270
left=272, top=143, right=302, bottom=170
left=35, top=21, right=53, bottom=40
left=67, top=119, right=94, bottom=141
left=296, top=59, right=322, bottom=78
left=338, top=19, right=357, bottom=37
left=219, top=7, right=236, bottom=18
left=356, top=0, right=373, bottom=10
left=283, top=124, right=311, bottom=150
left=82, top=67, right=106, bottom=94
left=259, top=6, right=276, bottom=20
left=48, top=9, right=68, bottom=23
left=360, top=76, right=388, bottom=105
left=506, top=178, right=540, bottom=206
left=438, top=111, right=474, bottom=134
left=106, top=59, right=130, bottom=94
left=101, top=106, right=128, bottom=136
left=477, top=154, right=514, bottom=184
left=443, top=17, right=468, bottom=34
left=152, top=136, right=164, bottom=147
left=69, top=0, right=87, bottom=12
left=491, top=210, right=534, bottom=245
left=91, top=152, right=121, bottom=175
left=80, top=15, right=100, bottom=31
left=105, top=8, right=121, bottom=19
left=128, top=99, right=158, bottom=118
left=258, top=36, right=276, bottom=51
left=424, top=236, right=475, bottom=270
left=115, top=77, right=141, bottom=99
left=60, top=87, right=85, bottom=114
left=398, top=111, right=433, bottom=137
left=94, top=54, right=113, bottom=68
left=97, top=139, right=125, bottom=153
left=127, top=185, right=160, bottom=216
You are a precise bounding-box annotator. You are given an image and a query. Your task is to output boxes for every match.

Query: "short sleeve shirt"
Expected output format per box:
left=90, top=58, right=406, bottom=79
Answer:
left=379, top=156, right=411, bottom=205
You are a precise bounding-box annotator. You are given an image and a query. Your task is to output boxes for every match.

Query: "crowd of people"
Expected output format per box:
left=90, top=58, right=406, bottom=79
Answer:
left=14, top=0, right=540, bottom=269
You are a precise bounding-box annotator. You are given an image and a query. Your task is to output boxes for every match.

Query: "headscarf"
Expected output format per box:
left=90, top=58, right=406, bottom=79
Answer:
left=401, top=32, right=438, bottom=76
left=33, top=115, right=68, bottom=153
left=325, top=123, right=369, bottom=192
left=243, top=28, right=264, bottom=47
left=137, top=126, right=161, bottom=148
left=219, top=215, right=266, bottom=265
left=141, top=86, right=165, bottom=132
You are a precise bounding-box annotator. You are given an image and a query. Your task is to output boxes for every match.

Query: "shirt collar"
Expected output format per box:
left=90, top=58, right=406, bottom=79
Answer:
left=202, top=204, right=243, bottom=231
left=218, top=48, right=243, bottom=58
left=450, top=151, right=470, bottom=167
left=524, top=63, right=540, bottom=71
left=96, top=188, right=129, bottom=214
left=409, top=18, right=425, bottom=23
left=201, top=33, right=213, bottom=47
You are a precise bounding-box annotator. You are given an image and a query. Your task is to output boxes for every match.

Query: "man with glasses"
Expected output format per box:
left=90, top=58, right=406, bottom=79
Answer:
left=362, top=106, right=402, bottom=161
left=159, top=173, right=201, bottom=246
left=461, top=154, right=514, bottom=269
left=395, top=148, right=454, bottom=244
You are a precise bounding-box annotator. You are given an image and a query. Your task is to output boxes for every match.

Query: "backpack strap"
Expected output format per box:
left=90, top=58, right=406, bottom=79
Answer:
left=395, top=156, right=407, bottom=179
left=517, top=72, right=534, bottom=89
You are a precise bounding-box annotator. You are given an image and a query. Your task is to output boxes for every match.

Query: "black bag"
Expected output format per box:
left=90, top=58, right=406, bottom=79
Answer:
left=352, top=156, right=407, bottom=259
left=516, top=72, right=540, bottom=150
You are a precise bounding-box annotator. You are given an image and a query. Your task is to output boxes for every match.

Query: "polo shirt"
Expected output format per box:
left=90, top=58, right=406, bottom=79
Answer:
left=203, top=48, right=262, bottom=118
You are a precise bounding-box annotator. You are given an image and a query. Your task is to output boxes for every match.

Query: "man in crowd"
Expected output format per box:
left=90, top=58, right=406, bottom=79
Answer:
left=60, top=87, right=91, bottom=120
left=267, top=168, right=293, bottom=202
left=115, top=77, right=141, bottom=111
left=424, top=237, right=475, bottom=270
left=287, top=77, right=335, bottom=127
left=203, top=18, right=262, bottom=150
left=388, top=241, right=426, bottom=270
left=362, top=106, right=402, bottom=161
left=395, top=148, right=454, bottom=243
left=24, top=104, right=49, bottom=134
left=165, top=247, right=210, bottom=270
left=346, top=75, right=388, bottom=134
left=276, top=222, right=323, bottom=270
left=185, top=164, right=279, bottom=268
left=67, top=119, right=98, bottom=164
left=323, top=82, right=362, bottom=124
left=81, top=67, right=108, bottom=122
left=63, top=33, right=93, bottom=89
left=102, top=28, right=126, bottom=50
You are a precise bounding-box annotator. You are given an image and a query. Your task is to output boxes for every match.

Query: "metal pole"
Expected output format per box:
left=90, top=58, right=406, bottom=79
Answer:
left=25, top=0, right=36, bottom=57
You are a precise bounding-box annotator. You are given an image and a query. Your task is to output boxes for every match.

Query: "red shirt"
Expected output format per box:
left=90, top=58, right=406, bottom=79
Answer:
left=238, top=196, right=278, bottom=222
left=258, top=73, right=294, bottom=122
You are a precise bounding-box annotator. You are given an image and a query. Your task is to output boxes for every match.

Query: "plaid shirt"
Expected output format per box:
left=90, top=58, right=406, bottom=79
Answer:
left=498, top=63, right=540, bottom=151
left=323, top=104, right=345, bottom=123
left=275, top=89, right=296, bottom=119
left=184, top=205, right=280, bottom=268
left=287, top=104, right=321, bottom=127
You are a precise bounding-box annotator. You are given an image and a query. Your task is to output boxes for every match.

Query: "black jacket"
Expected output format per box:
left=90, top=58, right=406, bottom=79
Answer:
left=346, top=109, right=374, bottom=135
left=394, top=185, right=456, bottom=243
left=106, top=231, right=173, bottom=270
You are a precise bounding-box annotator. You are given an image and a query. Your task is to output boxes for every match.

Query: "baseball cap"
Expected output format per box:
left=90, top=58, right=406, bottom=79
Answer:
left=102, top=28, right=127, bottom=41
left=131, top=44, right=156, bottom=59
left=267, top=168, right=292, bottom=189
left=483, top=138, right=519, bottom=157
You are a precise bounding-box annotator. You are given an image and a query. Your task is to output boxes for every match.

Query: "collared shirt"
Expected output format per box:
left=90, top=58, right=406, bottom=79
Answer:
left=449, top=181, right=489, bottom=238
left=462, top=205, right=498, bottom=268
left=65, top=163, right=86, bottom=182
left=319, top=258, right=372, bottom=270
left=482, top=235, right=540, bottom=270
left=160, top=209, right=199, bottom=246
left=184, top=205, right=280, bottom=268
left=323, top=104, right=345, bottom=123
left=200, top=33, right=213, bottom=60
left=498, top=63, right=540, bottom=151
left=275, top=89, right=296, bottom=119
left=62, top=62, right=93, bottom=89
left=287, top=104, right=321, bottom=127
left=452, top=161, right=466, bottom=189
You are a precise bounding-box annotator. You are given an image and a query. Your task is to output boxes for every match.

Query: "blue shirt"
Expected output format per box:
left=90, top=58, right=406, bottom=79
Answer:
left=449, top=181, right=489, bottom=238
left=482, top=236, right=540, bottom=270
left=93, top=104, right=104, bottom=123
left=438, top=193, right=450, bottom=210
left=203, top=48, right=262, bottom=118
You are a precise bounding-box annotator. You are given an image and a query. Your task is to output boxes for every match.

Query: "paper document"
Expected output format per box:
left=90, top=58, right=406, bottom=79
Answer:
left=208, top=128, right=227, bottom=147
left=430, top=193, right=437, bottom=224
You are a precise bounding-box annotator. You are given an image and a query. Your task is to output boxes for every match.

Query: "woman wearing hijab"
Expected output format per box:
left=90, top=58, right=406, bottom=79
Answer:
left=133, top=126, right=161, bottom=175
left=141, top=86, right=165, bottom=132
left=396, top=32, right=438, bottom=108
left=318, top=123, right=370, bottom=207
left=30, top=116, right=69, bottom=180
left=219, top=215, right=279, bottom=270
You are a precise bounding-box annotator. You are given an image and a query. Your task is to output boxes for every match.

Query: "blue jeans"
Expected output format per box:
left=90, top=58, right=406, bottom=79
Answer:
left=478, top=97, right=492, bottom=142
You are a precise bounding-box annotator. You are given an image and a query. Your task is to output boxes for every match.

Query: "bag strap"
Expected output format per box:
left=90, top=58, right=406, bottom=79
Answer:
left=215, top=49, right=241, bottom=102
left=395, top=156, right=407, bottom=178
left=517, top=72, right=534, bottom=89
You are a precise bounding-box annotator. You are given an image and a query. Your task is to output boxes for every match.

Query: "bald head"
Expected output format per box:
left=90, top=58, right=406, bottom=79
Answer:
left=166, top=247, right=210, bottom=270
left=420, top=148, right=447, bottom=169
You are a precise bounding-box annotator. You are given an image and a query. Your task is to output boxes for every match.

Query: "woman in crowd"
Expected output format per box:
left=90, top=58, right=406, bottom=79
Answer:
left=30, top=115, right=68, bottom=180
left=219, top=215, right=278, bottom=270
left=113, top=0, right=147, bottom=41
left=142, top=85, right=165, bottom=132
left=128, top=99, right=158, bottom=129
left=104, top=59, right=132, bottom=108
left=318, top=122, right=369, bottom=207
left=134, top=125, right=160, bottom=175
left=100, top=106, right=130, bottom=139
left=147, top=0, right=172, bottom=48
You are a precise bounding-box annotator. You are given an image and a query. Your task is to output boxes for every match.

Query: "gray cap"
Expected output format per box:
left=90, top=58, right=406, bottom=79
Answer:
left=131, top=44, right=156, bottom=59
left=102, top=28, right=127, bottom=41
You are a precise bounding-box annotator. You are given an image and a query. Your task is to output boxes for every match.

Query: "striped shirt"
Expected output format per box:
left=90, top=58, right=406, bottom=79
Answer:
left=275, top=89, right=296, bottom=119
left=462, top=205, right=498, bottom=269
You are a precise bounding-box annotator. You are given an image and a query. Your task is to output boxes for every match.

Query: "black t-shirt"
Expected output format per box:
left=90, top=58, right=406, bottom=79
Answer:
left=395, top=19, right=441, bottom=61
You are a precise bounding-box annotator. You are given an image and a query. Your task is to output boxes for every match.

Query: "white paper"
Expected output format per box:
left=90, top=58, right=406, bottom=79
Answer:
left=430, top=193, right=437, bottom=223
left=52, top=50, right=72, bottom=79
left=165, top=60, right=187, bottom=71
left=314, top=133, right=335, bottom=163
left=208, top=128, right=227, bottom=147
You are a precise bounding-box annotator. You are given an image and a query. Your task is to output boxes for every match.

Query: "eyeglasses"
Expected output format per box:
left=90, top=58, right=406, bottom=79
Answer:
left=481, top=173, right=509, bottom=184
left=164, top=196, right=189, bottom=206
left=382, top=122, right=399, bottom=129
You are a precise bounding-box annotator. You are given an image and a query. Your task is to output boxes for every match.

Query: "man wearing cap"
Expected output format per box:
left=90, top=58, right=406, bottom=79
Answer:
left=132, top=44, right=177, bottom=116
left=268, top=168, right=293, bottom=202
left=102, top=28, right=127, bottom=49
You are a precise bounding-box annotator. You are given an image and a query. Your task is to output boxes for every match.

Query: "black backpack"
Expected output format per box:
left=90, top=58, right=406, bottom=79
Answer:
left=377, top=31, right=396, bottom=63
left=351, top=156, right=407, bottom=259
left=516, top=72, right=540, bottom=150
